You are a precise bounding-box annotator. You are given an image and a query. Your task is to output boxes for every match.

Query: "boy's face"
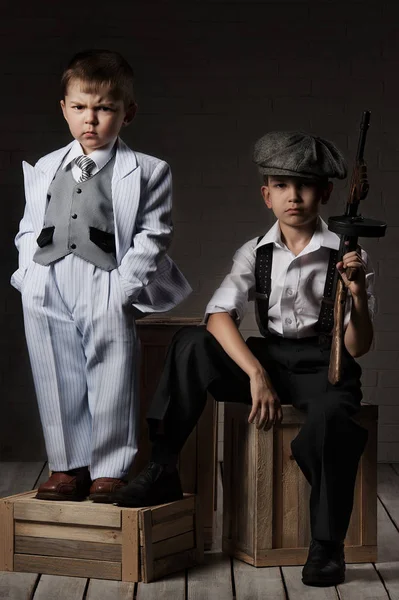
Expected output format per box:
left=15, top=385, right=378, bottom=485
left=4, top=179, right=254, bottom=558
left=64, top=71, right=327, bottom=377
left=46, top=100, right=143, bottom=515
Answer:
left=261, top=176, right=333, bottom=228
left=60, top=79, right=136, bottom=154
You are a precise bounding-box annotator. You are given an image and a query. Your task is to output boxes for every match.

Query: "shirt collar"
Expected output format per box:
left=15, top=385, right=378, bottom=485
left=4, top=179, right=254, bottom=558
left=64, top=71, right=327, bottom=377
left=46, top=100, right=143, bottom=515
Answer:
left=61, top=138, right=117, bottom=171
left=254, top=216, right=340, bottom=253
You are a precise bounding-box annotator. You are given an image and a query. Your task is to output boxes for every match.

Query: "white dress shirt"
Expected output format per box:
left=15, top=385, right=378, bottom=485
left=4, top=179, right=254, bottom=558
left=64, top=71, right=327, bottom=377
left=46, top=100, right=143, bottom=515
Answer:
left=61, top=138, right=117, bottom=181
left=205, top=217, right=375, bottom=338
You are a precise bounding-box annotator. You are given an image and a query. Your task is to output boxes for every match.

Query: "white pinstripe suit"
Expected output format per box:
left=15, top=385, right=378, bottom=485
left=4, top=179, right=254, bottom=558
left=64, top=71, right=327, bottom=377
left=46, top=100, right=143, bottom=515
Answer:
left=11, top=138, right=192, bottom=478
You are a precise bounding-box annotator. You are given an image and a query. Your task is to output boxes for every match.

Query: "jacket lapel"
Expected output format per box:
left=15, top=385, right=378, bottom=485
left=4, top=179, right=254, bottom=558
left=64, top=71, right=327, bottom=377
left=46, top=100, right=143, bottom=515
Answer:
left=112, top=138, right=141, bottom=262
left=23, top=142, right=74, bottom=234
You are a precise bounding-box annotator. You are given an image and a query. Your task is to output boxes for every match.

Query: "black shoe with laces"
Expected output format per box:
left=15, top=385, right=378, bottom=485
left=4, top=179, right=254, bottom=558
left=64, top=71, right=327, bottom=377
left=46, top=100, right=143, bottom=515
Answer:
left=111, top=462, right=183, bottom=507
left=302, top=539, right=345, bottom=587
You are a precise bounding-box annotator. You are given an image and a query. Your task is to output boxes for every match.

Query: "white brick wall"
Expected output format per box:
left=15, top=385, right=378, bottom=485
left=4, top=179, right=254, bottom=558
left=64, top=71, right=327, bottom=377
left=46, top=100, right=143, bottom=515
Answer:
left=1, top=1, right=398, bottom=461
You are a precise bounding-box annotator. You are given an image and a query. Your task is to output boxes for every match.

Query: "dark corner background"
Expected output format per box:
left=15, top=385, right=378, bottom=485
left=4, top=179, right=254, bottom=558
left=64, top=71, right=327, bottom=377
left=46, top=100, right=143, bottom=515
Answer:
left=1, top=0, right=398, bottom=461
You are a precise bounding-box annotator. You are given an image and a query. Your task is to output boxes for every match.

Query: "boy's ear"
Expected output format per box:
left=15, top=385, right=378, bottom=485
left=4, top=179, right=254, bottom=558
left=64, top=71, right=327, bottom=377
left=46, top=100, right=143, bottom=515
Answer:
left=261, top=185, right=273, bottom=209
left=321, top=181, right=334, bottom=205
left=60, top=100, right=67, bottom=121
left=123, top=102, right=138, bottom=126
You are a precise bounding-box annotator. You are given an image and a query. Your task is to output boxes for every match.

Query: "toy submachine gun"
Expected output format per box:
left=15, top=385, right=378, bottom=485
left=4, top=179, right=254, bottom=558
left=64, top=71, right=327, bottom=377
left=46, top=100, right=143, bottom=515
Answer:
left=327, top=111, right=386, bottom=385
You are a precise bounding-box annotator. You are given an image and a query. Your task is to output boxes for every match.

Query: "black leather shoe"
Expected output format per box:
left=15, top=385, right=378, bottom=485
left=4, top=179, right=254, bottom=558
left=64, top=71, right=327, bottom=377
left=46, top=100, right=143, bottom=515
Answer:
left=302, top=539, right=345, bottom=586
left=112, top=462, right=183, bottom=507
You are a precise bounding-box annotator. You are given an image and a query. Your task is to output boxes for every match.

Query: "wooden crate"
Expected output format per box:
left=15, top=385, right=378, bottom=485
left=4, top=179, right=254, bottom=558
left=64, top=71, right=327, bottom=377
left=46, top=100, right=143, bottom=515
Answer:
left=0, top=491, right=203, bottom=583
left=223, top=404, right=378, bottom=566
left=135, top=317, right=218, bottom=550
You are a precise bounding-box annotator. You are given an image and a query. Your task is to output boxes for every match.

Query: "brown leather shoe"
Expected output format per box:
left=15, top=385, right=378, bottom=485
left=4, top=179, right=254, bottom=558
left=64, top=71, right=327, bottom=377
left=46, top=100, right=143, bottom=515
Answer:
left=89, top=478, right=127, bottom=503
left=36, top=468, right=92, bottom=501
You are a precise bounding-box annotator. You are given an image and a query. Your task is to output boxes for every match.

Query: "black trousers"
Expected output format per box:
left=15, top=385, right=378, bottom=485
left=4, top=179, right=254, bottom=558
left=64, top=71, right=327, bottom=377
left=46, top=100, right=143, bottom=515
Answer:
left=147, top=326, right=368, bottom=542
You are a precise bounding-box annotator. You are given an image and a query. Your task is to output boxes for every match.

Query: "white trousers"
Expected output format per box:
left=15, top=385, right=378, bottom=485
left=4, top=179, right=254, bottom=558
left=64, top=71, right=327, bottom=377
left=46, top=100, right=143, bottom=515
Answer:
left=21, top=255, right=139, bottom=479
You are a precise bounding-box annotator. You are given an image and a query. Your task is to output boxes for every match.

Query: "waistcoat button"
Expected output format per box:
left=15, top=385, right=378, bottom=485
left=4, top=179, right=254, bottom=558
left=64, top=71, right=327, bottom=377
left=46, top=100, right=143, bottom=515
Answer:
left=70, top=243, right=77, bottom=249
left=76, top=188, right=82, bottom=194
left=72, top=214, right=77, bottom=219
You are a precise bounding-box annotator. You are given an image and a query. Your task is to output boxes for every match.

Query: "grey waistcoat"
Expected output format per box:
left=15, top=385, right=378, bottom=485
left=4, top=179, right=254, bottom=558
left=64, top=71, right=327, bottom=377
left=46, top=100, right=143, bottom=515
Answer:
left=33, top=156, right=117, bottom=271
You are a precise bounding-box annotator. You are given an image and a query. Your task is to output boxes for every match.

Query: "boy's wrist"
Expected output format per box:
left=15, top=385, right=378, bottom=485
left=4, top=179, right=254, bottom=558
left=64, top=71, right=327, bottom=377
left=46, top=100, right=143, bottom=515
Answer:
left=351, top=289, right=368, bottom=303
left=248, top=363, right=265, bottom=379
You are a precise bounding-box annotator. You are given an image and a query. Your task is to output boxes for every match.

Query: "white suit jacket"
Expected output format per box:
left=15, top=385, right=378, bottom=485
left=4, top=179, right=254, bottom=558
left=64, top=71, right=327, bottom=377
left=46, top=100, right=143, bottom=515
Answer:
left=11, top=138, right=192, bottom=313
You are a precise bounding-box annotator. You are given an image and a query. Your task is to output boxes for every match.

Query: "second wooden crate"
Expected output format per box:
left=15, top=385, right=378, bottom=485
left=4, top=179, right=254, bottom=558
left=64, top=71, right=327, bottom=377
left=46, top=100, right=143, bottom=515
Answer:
left=223, top=403, right=378, bottom=566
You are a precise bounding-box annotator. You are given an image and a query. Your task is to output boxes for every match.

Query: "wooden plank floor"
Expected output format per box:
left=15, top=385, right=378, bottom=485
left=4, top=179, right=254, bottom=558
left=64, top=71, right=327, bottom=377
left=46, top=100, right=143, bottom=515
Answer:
left=1, top=462, right=399, bottom=599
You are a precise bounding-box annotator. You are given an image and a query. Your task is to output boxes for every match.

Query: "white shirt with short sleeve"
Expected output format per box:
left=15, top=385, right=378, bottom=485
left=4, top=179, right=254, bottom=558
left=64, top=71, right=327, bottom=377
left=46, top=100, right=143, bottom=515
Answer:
left=61, top=138, right=117, bottom=182
left=205, top=217, right=375, bottom=339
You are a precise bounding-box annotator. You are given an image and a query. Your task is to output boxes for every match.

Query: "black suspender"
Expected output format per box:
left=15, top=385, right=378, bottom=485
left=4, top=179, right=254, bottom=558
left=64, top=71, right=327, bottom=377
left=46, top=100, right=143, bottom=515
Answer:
left=254, top=239, right=273, bottom=338
left=314, top=249, right=339, bottom=334
left=254, top=240, right=338, bottom=337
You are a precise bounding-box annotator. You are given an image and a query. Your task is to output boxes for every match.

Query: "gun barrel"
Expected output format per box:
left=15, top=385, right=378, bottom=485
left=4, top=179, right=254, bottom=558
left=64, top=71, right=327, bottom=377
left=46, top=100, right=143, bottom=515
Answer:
left=356, top=110, right=371, bottom=161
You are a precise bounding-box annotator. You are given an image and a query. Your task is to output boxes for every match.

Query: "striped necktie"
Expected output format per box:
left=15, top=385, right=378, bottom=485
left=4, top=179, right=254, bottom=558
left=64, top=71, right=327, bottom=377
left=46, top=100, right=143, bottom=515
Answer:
left=75, top=155, right=96, bottom=182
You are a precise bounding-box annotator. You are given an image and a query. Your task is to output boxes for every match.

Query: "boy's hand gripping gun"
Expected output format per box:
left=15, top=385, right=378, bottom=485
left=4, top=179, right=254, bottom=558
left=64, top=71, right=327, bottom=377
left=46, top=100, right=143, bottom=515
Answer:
left=327, top=111, right=386, bottom=385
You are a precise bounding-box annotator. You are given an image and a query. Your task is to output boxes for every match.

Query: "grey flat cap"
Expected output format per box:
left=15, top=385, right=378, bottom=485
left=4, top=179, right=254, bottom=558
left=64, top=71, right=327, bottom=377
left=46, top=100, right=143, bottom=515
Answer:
left=253, top=131, right=347, bottom=180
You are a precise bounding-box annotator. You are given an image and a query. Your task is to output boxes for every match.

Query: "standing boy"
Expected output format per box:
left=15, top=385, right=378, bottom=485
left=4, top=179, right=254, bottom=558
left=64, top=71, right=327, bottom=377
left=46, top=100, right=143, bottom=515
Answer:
left=11, top=49, right=191, bottom=503
left=114, top=132, right=375, bottom=587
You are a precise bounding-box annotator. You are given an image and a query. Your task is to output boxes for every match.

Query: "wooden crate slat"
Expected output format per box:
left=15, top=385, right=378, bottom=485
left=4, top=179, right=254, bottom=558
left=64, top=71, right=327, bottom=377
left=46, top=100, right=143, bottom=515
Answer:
left=194, top=495, right=204, bottom=564
left=0, top=500, right=14, bottom=571
left=2, top=490, right=39, bottom=502
left=14, top=498, right=121, bottom=528
left=152, top=547, right=199, bottom=582
left=153, top=530, right=194, bottom=560
left=121, top=510, right=140, bottom=583
left=222, top=402, right=234, bottom=545
left=14, top=554, right=121, bottom=580
left=179, top=428, right=197, bottom=493
left=151, top=514, right=194, bottom=544
left=197, top=396, right=217, bottom=551
left=224, top=540, right=377, bottom=567
left=15, top=535, right=122, bottom=561
left=140, top=509, right=154, bottom=583
left=255, top=424, right=274, bottom=554
left=15, top=521, right=122, bottom=544
left=149, top=495, right=195, bottom=525
left=282, top=426, right=299, bottom=549
left=237, top=414, right=255, bottom=554
left=272, top=426, right=284, bottom=550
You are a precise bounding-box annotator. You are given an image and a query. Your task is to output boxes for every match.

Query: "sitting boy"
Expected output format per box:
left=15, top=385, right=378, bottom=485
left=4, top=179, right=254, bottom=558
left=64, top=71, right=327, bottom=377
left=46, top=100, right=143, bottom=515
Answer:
left=113, top=131, right=375, bottom=587
left=11, top=49, right=191, bottom=503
